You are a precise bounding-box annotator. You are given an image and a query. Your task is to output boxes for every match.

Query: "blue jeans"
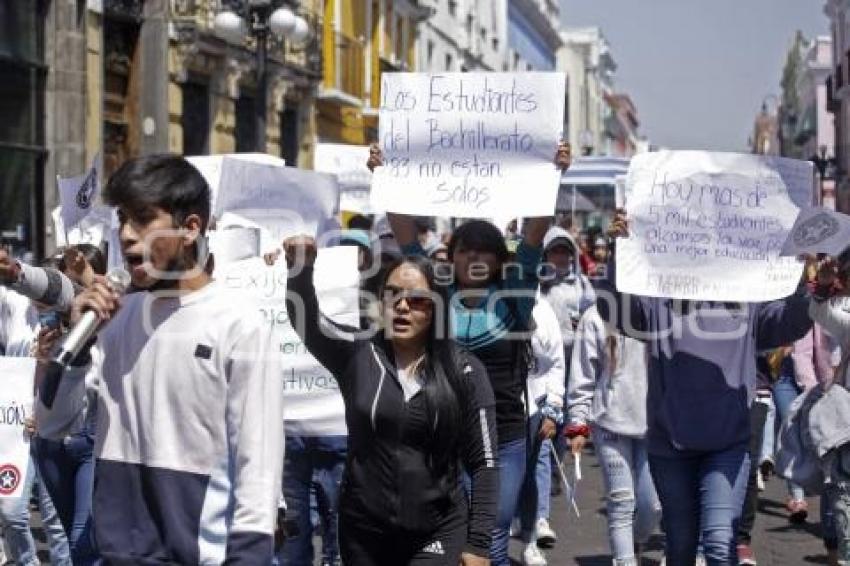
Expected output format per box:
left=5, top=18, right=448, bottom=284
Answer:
left=536, top=439, right=552, bottom=520
left=277, top=435, right=347, bottom=566
left=594, top=426, right=661, bottom=565
left=0, top=452, right=71, bottom=566
left=491, top=437, right=527, bottom=566
left=773, top=375, right=806, bottom=501
left=649, top=446, right=750, bottom=565
left=34, top=433, right=98, bottom=565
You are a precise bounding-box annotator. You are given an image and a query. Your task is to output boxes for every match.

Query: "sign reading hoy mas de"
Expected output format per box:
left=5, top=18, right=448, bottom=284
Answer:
left=371, top=72, right=566, bottom=219
left=616, top=151, right=813, bottom=302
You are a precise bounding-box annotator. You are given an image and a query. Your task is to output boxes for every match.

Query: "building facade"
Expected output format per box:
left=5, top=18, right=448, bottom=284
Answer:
left=416, top=0, right=507, bottom=73
left=824, top=0, right=850, bottom=211
left=317, top=0, right=429, bottom=146
left=558, top=27, right=618, bottom=156
left=1, top=0, right=325, bottom=257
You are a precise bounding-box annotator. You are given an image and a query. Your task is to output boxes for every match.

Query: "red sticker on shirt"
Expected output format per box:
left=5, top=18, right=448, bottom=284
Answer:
left=0, top=464, right=21, bottom=495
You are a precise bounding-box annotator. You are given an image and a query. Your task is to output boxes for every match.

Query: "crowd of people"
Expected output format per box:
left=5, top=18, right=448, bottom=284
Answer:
left=0, top=146, right=849, bottom=566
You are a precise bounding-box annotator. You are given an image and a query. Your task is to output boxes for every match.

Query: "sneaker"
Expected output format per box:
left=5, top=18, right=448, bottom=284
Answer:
left=509, top=517, right=521, bottom=538
left=522, top=543, right=547, bottom=566
left=737, top=543, right=757, bottom=565
left=535, top=518, right=557, bottom=548
left=759, top=457, right=774, bottom=479
left=786, top=498, right=808, bottom=524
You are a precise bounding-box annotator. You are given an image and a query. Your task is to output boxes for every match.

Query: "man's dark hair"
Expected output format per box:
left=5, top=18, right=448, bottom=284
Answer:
left=447, top=219, right=509, bottom=264
left=347, top=214, right=373, bottom=231
left=75, top=243, right=107, bottom=275
left=103, top=154, right=211, bottom=232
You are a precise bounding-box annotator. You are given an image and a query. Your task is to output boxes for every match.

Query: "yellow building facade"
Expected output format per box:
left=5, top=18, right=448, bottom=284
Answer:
left=317, top=0, right=425, bottom=145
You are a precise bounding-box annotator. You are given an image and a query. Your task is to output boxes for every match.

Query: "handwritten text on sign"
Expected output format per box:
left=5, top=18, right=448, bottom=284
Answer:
left=616, top=151, right=812, bottom=301
left=0, top=357, right=35, bottom=498
left=371, top=73, right=565, bottom=218
left=218, top=247, right=359, bottom=437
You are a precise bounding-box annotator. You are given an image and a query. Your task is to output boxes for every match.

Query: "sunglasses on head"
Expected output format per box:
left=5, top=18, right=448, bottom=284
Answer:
left=383, top=285, right=434, bottom=311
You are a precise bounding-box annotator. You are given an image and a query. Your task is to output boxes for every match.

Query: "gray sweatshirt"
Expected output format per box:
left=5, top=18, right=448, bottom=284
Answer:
left=568, top=306, right=649, bottom=437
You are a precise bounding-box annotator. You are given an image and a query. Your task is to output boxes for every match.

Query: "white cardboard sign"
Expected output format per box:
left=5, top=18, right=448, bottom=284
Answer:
left=616, top=151, right=812, bottom=301
left=0, top=357, right=35, bottom=498
left=371, top=72, right=565, bottom=218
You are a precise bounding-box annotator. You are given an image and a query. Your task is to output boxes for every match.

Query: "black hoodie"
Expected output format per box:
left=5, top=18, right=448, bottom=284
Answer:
left=286, top=267, right=499, bottom=556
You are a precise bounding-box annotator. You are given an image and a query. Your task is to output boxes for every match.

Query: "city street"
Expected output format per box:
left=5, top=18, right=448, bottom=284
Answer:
left=506, top=446, right=828, bottom=565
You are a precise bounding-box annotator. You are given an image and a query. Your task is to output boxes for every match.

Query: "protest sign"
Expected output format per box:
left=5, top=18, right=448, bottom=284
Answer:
left=57, top=154, right=101, bottom=238
left=616, top=151, right=812, bottom=301
left=781, top=207, right=850, bottom=258
left=0, top=357, right=35, bottom=498
left=216, top=246, right=359, bottom=436
left=187, top=153, right=286, bottom=214
left=371, top=72, right=565, bottom=218
left=215, top=158, right=339, bottom=252
left=314, top=143, right=374, bottom=214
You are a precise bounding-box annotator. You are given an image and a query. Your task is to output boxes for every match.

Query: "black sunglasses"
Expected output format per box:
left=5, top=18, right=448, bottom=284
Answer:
left=383, top=285, right=434, bottom=311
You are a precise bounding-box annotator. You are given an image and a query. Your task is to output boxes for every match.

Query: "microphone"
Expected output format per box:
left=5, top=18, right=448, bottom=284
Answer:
left=52, top=268, right=131, bottom=369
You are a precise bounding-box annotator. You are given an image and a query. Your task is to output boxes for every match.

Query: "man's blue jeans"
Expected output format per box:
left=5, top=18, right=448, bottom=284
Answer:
left=277, top=435, right=347, bottom=566
left=649, top=446, right=749, bottom=565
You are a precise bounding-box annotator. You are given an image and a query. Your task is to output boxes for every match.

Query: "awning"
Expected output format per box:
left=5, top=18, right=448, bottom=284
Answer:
left=560, top=156, right=630, bottom=187
left=556, top=188, right=597, bottom=212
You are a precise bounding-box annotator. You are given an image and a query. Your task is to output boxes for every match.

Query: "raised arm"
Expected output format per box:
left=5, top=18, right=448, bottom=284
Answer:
left=755, top=288, right=813, bottom=350
left=0, top=249, right=77, bottom=313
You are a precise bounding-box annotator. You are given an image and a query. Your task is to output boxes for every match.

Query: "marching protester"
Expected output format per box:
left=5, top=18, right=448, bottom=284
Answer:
left=30, top=245, right=106, bottom=565
left=567, top=303, right=661, bottom=566
left=519, top=296, right=566, bottom=566
left=800, top=253, right=850, bottom=565
left=0, top=253, right=72, bottom=566
left=600, top=208, right=814, bottom=565
left=36, top=154, right=284, bottom=563
left=368, top=141, right=571, bottom=566
left=283, top=235, right=498, bottom=565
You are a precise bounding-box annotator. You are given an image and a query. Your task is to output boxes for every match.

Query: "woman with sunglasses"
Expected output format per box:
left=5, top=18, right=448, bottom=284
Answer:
left=284, top=235, right=498, bottom=566
left=367, top=142, right=571, bottom=565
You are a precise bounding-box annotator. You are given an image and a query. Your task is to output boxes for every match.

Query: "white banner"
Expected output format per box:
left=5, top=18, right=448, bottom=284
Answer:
left=616, top=151, right=812, bottom=301
left=216, top=247, right=359, bottom=436
left=187, top=153, right=286, bottom=215
left=57, top=154, right=101, bottom=237
left=314, top=143, right=374, bottom=214
left=0, top=357, right=35, bottom=498
left=371, top=72, right=565, bottom=218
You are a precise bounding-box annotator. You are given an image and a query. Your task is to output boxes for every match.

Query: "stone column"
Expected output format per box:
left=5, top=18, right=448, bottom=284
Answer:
left=139, top=0, right=170, bottom=154
left=43, top=0, right=88, bottom=254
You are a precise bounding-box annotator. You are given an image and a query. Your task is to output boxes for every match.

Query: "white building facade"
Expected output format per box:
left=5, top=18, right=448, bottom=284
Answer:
left=823, top=0, right=850, bottom=211
left=558, top=27, right=616, bottom=156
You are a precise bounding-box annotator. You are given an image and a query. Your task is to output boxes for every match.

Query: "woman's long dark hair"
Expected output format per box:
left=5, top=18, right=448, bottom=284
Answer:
left=379, top=255, right=465, bottom=473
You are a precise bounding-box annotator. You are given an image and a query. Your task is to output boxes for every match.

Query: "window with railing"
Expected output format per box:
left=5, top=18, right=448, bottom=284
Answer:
left=329, top=31, right=364, bottom=99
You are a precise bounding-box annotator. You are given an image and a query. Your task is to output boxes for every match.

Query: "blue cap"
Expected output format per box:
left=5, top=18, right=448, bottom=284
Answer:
left=338, top=229, right=372, bottom=250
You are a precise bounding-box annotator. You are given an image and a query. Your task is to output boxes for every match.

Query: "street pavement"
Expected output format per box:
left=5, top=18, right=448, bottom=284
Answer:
left=510, top=445, right=830, bottom=566
left=27, top=444, right=830, bottom=565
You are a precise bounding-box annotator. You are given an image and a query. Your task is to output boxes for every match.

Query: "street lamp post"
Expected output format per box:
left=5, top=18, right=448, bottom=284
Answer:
left=214, top=1, right=310, bottom=153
